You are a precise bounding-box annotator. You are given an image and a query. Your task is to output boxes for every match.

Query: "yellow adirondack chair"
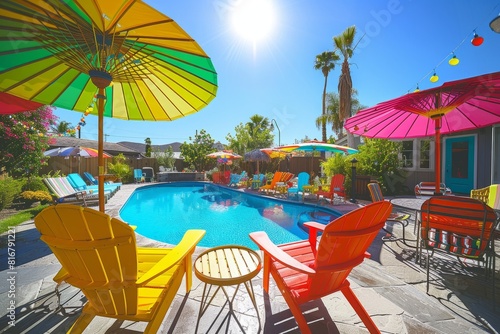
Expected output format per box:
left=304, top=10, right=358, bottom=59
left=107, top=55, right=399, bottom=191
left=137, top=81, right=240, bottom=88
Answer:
left=34, top=204, right=205, bottom=333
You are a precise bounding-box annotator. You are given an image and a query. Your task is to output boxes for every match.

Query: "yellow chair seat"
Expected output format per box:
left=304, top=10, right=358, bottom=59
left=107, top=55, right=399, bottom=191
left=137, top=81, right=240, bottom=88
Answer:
left=34, top=204, right=205, bottom=333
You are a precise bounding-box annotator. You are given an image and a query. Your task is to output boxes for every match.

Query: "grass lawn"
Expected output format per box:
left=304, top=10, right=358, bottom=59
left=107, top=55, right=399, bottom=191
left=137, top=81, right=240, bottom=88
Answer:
left=0, top=205, right=49, bottom=234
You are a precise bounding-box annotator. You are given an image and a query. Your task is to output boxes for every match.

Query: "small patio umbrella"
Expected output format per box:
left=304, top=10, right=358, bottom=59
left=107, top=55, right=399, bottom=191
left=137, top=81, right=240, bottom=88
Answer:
left=43, top=146, right=112, bottom=158
left=0, top=93, right=43, bottom=114
left=244, top=149, right=271, bottom=174
left=277, top=141, right=358, bottom=174
left=344, top=71, right=500, bottom=194
left=0, top=0, right=218, bottom=211
left=44, top=146, right=112, bottom=174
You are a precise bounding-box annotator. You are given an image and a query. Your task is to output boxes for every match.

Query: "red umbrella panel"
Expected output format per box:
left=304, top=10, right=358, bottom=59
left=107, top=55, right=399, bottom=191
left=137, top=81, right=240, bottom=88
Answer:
left=0, top=92, right=43, bottom=114
left=344, top=71, right=500, bottom=193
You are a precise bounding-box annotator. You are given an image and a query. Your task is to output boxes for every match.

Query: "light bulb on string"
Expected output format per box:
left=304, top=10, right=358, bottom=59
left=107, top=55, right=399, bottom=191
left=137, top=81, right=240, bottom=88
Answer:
left=430, top=71, right=439, bottom=83
left=448, top=53, right=459, bottom=66
left=471, top=30, right=484, bottom=46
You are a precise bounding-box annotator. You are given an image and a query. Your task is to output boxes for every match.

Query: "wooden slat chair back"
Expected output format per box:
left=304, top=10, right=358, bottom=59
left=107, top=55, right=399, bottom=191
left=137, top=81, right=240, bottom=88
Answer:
left=259, top=171, right=283, bottom=193
left=34, top=204, right=205, bottom=333
left=250, top=201, right=392, bottom=334
left=419, top=196, right=499, bottom=298
left=315, top=174, right=345, bottom=203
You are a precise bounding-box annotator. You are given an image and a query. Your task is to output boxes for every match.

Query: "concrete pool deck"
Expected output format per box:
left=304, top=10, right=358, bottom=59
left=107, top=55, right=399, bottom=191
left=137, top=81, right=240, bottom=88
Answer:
left=0, top=183, right=499, bottom=333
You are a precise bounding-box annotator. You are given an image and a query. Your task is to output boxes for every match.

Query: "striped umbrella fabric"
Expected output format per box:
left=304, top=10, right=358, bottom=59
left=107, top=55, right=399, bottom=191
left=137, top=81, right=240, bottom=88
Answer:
left=43, top=146, right=112, bottom=158
left=0, top=0, right=218, bottom=211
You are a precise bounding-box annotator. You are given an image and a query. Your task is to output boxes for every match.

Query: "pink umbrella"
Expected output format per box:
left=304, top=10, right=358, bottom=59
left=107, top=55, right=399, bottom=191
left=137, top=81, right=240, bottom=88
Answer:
left=0, top=92, right=43, bottom=114
left=344, top=71, right=500, bottom=194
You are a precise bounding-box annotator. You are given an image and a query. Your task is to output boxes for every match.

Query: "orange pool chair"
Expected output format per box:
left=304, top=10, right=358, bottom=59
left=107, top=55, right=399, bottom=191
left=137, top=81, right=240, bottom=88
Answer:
left=259, top=172, right=283, bottom=193
left=315, top=174, right=345, bottom=203
left=250, top=201, right=392, bottom=334
left=34, top=204, right=205, bottom=333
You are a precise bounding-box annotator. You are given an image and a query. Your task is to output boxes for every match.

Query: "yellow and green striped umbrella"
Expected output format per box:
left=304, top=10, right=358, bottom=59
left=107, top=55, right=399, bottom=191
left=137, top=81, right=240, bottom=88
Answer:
left=0, top=0, right=218, bottom=211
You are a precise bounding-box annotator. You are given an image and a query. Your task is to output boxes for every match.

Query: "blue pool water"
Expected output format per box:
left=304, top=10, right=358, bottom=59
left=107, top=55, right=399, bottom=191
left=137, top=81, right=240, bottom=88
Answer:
left=119, top=182, right=342, bottom=249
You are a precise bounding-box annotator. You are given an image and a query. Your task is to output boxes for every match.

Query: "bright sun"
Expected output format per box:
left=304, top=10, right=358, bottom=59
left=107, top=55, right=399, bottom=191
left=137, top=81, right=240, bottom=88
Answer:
left=231, top=0, right=276, bottom=43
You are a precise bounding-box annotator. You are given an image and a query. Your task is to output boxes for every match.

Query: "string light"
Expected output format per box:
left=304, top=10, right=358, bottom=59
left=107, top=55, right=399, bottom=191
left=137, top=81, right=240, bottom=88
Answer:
left=448, top=53, right=459, bottom=66
left=471, top=30, right=484, bottom=46
left=430, top=71, right=439, bottom=83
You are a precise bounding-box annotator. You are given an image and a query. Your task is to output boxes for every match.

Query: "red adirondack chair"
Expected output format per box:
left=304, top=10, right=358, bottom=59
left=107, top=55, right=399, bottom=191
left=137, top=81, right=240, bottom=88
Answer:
left=250, top=201, right=393, bottom=334
left=315, top=173, right=345, bottom=203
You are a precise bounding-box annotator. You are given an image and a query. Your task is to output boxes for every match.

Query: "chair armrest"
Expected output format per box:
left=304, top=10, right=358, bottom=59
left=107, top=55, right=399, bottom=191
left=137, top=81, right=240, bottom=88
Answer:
left=249, top=231, right=316, bottom=275
left=303, top=221, right=325, bottom=248
left=136, top=229, right=205, bottom=285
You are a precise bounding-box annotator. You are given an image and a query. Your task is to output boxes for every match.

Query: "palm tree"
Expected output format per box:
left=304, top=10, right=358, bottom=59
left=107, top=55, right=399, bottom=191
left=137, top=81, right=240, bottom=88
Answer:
left=314, top=51, right=339, bottom=142
left=315, top=90, right=362, bottom=139
left=51, top=121, right=74, bottom=137
left=334, top=26, right=356, bottom=147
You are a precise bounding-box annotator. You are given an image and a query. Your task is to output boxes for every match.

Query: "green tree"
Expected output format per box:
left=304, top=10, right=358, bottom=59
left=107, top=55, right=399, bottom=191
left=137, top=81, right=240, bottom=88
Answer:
left=51, top=120, right=74, bottom=137
left=180, top=129, right=216, bottom=171
left=322, top=138, right=406, bottom=196
left=226, top=114, right=273, bottom=154
left=144, top=137, right=152, bottom=157
left=314, top=51, right=339, bottom=142
left=334, top=26, right=357, bottom=147
left=0, top=106, right=57, bottom=177
left=315, top=90, right=363, bottom=139
left=153, top=145, right=176, bottom=169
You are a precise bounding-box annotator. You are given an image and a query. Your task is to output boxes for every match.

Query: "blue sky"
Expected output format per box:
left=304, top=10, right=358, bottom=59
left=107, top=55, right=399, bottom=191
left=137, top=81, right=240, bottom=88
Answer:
left=54, top=0, right=500, bottom=147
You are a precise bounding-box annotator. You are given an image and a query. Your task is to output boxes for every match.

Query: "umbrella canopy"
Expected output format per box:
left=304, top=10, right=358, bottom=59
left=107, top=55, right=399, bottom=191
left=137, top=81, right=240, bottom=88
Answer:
left=207, top=151, right=242, bottom=159
left=260, top=148, right=289, bottom=159
left=0, top=0, right=218, bottom=211
left=0, top=93, right=43, bottom=114
left=344, top=71, right=500, bottom=193
left=244, top=149, right=271, bottom=174
left=278, top=142, right=358, bottom=155
left=43, top=146, right=112, bottom=158
left=244, top=149, right=271, bottom=162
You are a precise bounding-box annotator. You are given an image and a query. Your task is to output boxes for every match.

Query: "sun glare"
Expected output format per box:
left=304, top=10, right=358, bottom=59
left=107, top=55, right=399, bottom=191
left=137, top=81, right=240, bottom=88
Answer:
left=231, top=0, right=276, bottom=43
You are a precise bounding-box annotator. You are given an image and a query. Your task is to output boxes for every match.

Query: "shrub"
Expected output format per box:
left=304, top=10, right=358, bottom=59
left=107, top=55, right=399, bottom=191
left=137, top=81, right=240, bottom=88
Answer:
left=19, top=190, right=53, bottom=204
left=108, top=154, right=131, bottom=182
left=0, top=177, right=23, bottom=210
left=21, top=177, right=48, bottom=192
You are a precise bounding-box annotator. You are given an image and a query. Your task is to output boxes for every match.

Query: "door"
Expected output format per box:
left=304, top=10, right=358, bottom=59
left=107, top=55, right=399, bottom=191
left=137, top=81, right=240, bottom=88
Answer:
left=445, top=136, right=475, bottom=194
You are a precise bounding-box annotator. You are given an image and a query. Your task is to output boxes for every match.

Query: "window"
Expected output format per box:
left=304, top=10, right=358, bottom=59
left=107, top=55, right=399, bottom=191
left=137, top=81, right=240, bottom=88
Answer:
left=419, top=140, right=431, bottom=169
left=400, top=139, right=432, bottom=170
left=401, top=141, right=413, bottom=168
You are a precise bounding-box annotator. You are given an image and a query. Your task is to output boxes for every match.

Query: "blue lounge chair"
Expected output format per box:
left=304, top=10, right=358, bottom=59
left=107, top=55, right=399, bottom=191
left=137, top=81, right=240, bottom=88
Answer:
left=83, top=172, right=123, bottom=188
left=134, top=169, right=144, bottom=183
left=287, top=172, right=310, bottom=201
left=67, top=173, right=119, bottom=196
left=228, top=171, right=247, bottom=187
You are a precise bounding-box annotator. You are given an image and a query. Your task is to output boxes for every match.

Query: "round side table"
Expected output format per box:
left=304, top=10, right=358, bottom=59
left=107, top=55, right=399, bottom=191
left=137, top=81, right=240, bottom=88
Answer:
left=194, top=245, right=262, bottom=333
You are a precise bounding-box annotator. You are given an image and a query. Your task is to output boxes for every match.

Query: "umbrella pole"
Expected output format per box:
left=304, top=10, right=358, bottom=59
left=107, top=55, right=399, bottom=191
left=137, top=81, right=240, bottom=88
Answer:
left=434, top=117, right=442, bottom=195
left=97, top=88, right=105, bottom=212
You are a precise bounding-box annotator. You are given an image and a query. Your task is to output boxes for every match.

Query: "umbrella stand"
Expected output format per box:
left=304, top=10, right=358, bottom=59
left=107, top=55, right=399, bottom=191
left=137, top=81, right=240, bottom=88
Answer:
left=96, top=85, right=107, bottom=212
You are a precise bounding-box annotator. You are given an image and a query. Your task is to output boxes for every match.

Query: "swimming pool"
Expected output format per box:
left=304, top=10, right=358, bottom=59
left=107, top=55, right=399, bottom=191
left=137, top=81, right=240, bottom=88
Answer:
left=119, top=182, right=342, bottom=249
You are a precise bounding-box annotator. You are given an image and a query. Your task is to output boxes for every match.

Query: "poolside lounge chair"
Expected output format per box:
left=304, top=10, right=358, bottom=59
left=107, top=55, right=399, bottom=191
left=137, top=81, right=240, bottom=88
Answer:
left=43, top=177, right=102, bottom=206
left=250, top=201, right=393, bottom=334
left=228, top=171, right=247, bottom=187
left=251, top=173, right=265, bottom=189
left=134, top=169, right=144, bottom=183
left=67, top=173, right=119, bottom=196
left=315, top=174, right=345, bottom=204
left=287, top=172, right=310, bottom=201
left=84, top=171, right=123, bottom=188
left=259, top=172, right=283, bottom=193
left=142, top=167, right=154, bottom=182
left=367, top=182, right=411, bottom=243
left=34, top=204, right=205, bottom=333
